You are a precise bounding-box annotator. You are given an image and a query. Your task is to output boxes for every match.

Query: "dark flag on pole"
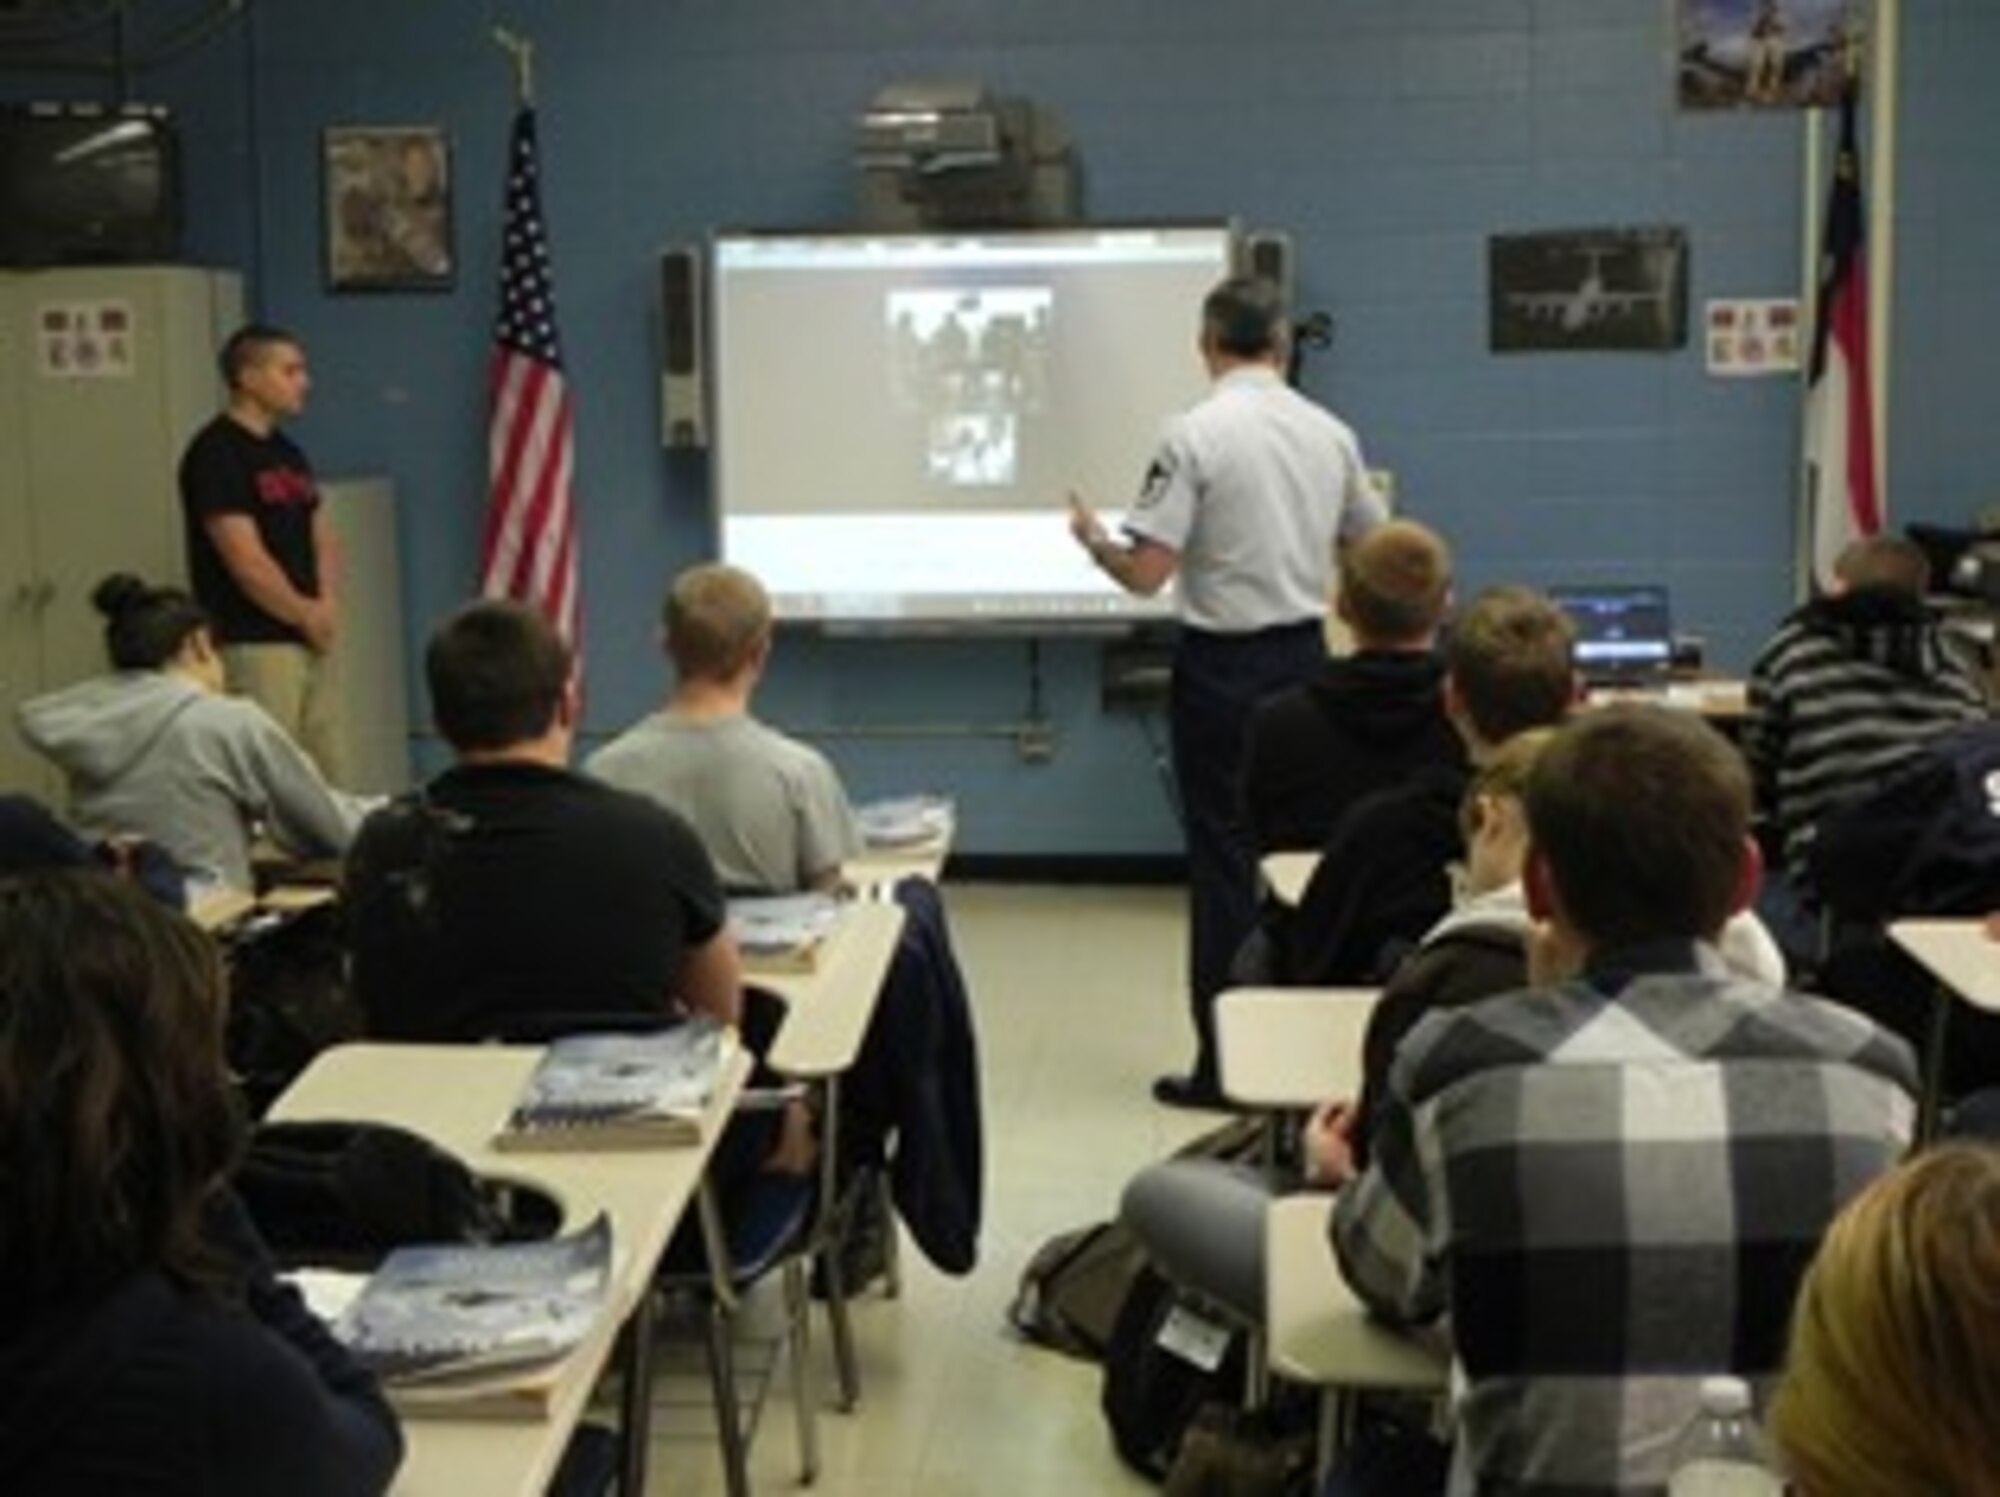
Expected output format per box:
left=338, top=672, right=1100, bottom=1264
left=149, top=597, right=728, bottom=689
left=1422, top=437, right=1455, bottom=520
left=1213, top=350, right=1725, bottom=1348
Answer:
left=1803, top=84, right=1879, bottom=591
left=480, top=107, right=579, bottom=643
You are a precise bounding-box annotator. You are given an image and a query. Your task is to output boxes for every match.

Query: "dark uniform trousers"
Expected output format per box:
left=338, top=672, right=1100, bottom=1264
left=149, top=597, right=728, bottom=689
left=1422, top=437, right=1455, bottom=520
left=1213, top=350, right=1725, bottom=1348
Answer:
left=1170, top=618, right=1326, bottom=1084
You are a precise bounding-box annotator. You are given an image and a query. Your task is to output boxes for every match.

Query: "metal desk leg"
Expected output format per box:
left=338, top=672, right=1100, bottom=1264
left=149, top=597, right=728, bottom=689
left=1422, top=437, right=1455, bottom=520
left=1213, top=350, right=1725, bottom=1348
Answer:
left=1918, top=981, right=1955, bottom=1144
left=617, top=1285, right=660, bottom=1497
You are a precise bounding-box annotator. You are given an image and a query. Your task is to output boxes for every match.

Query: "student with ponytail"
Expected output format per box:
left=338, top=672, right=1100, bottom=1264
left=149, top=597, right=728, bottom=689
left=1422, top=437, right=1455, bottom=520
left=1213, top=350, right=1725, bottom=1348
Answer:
left=15, top=573, right=370, bottom=893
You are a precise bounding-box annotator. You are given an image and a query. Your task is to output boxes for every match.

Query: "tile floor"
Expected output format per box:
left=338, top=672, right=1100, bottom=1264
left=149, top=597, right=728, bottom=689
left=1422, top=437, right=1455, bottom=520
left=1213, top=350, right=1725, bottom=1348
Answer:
left=644, top=881, right=1219, bottom=1495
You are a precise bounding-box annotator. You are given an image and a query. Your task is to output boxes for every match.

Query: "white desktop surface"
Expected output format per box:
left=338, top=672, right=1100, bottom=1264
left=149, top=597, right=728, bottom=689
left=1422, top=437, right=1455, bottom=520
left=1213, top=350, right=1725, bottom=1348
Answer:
left=1261, top=851, right=1318, bottom=909
left=755, top=899, right=905, bottom=1080
left=272, top=1041, right=751, bottom=1497
left=1890, top=919, right=2000, bottom=1011
left=1265, top=1193, right=1449, bottom=1394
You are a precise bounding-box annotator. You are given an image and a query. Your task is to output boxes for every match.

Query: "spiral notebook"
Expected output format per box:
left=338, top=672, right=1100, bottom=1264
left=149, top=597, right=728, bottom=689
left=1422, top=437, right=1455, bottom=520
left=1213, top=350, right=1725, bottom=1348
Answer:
left=492, top=1020, right=730, bottom=1152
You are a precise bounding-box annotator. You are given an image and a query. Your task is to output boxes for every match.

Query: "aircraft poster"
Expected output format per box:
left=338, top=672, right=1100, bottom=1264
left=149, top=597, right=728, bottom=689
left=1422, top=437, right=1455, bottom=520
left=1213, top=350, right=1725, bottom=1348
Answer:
left=1488, top=228, right=1689, bottom=355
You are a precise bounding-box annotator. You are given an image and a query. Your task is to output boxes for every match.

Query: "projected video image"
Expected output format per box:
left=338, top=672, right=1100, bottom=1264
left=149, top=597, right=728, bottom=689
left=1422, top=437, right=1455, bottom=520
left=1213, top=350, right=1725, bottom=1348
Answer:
left=927, top=412, right=1017, bottom=485
left=888, top=288, right=1051, bottom=489
left=711, top=223, right=1233, bottom=622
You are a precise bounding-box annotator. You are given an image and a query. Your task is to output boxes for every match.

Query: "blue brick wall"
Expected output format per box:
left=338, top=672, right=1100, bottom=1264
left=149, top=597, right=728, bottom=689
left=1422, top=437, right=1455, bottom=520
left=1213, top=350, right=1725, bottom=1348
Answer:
left=8, top=0, right=1994, bottom=855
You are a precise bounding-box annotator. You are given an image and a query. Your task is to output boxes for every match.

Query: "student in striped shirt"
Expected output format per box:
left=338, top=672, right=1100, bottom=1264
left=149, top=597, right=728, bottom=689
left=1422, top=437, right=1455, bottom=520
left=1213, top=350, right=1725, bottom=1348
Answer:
left=1743, top=533, right=1985, bottom=890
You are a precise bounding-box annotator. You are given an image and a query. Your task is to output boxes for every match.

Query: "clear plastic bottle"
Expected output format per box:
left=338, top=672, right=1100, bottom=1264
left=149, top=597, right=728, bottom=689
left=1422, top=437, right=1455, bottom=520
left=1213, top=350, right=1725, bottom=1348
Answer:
left=1666, top=1375, right=1785, bottom=1496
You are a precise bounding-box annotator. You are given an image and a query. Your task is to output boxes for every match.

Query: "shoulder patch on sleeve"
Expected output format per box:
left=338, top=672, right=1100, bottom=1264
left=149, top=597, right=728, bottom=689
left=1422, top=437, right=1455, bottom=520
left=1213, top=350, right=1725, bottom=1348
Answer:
left=1135, top=450, right=1177, bottom=511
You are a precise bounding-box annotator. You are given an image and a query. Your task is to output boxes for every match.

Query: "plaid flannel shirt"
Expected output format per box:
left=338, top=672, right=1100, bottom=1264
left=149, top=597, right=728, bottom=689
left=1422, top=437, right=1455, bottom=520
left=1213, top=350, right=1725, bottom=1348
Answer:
left=1331, top=942, right=1915, bottom=1496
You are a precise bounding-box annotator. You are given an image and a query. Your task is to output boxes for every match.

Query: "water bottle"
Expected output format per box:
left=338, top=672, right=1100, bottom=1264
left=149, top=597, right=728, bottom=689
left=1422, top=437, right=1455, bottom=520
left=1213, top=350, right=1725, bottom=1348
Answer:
left=1666, top=1375, right=1784, bottom=1496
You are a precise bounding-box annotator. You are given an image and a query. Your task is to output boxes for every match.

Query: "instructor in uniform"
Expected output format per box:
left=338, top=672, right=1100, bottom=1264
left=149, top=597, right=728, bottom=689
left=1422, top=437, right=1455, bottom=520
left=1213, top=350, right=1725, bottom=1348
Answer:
left=1069, top=276, right=1385, bottom=1108
left=178, top=323, right=342, bottom=779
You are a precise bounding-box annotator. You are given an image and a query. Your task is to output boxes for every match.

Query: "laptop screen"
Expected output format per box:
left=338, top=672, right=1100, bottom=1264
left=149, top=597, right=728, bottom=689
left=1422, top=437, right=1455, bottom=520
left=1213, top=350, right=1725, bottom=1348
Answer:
left=1550, top=585, right=1674, bottom=679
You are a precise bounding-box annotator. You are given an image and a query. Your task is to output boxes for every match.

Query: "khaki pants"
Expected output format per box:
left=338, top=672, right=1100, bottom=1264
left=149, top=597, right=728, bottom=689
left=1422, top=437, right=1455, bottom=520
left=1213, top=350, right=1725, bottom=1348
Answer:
left=223, top=642, right=343, bottom=784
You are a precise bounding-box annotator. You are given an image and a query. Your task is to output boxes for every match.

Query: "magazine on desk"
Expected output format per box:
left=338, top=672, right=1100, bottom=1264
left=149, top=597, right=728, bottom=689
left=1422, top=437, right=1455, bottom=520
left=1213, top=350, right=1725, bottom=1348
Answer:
left=856, top=793, right=955, bottom=848
left=729, top=891, right=843, bottom=973
left=493, top=1019, right=731, bottom=1151
left=332, top=1212, right=612, bottom=1419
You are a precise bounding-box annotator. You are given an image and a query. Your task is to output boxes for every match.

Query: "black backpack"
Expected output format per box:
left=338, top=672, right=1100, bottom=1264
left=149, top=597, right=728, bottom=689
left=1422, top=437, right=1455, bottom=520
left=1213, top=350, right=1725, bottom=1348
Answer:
left=1009, top=1116, right=1264, bottom=1362
left=235, top=1119, right=542, bottom=1269
left=222, top=902, right=365, bottom=1117
left=1101, top=1261, right=1251, bottom=1480
left=1008, top=1219, right=1152, bottom=1360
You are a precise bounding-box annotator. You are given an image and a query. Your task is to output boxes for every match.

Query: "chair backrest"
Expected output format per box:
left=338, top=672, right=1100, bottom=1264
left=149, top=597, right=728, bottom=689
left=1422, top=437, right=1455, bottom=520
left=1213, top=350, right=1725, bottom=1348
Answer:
left=1214, top=987, right=1381, bottom=1109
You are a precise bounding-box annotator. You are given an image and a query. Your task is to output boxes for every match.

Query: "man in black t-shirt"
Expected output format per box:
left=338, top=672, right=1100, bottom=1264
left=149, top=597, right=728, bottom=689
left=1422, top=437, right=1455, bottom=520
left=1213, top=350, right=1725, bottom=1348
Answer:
left=344, top=599, right=743, bottom=1041
left=178, top=324, right=343, bottom=777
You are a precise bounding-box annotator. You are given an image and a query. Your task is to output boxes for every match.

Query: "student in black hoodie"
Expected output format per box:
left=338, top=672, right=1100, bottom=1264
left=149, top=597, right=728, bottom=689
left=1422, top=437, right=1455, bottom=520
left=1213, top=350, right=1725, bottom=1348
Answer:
left=1277, top=585, right=1579, bottom=986
left=0, top=871, right=401, bottom=1497
left=1241, top=519, right=1463, bottom=855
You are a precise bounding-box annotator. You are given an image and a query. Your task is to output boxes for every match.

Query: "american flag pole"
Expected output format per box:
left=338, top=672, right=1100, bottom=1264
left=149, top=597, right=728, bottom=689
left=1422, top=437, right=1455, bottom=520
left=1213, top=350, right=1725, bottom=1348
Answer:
left=479, top=78, right=580, bottom=646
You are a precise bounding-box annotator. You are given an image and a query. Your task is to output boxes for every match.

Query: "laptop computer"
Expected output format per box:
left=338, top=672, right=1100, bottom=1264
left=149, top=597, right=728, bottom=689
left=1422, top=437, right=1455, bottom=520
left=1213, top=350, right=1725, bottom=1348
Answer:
left=1550, top=584, right=1675, bottom=687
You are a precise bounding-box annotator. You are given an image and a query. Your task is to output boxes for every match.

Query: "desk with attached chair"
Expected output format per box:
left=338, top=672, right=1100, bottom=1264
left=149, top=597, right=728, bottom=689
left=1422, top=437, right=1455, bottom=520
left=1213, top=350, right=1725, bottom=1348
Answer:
left=270, top=1039, right=751, bottom=1497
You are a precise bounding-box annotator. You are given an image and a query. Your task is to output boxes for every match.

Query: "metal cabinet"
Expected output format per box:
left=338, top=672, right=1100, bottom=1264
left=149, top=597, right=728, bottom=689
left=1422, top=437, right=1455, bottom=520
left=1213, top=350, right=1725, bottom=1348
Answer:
left=0, top=266, right=242, bottom=798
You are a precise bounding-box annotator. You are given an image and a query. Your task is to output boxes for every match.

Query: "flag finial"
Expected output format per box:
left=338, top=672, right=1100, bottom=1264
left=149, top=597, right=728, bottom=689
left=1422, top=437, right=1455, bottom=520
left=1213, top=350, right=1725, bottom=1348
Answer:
left=492, top=25, right=535, bottom=109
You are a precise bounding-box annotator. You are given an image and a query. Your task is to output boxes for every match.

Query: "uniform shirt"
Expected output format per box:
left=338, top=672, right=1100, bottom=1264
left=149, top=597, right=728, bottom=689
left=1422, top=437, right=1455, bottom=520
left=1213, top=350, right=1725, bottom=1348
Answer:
left=344, top=761, right=726, bottom=1040
left=1331, top=944, right=1916, bottom=1497
left=178, top=414, right=321, bottom=646
left=586, top=711, right=862, bottom=894
left=1121, top=365, right=1385, bottom=633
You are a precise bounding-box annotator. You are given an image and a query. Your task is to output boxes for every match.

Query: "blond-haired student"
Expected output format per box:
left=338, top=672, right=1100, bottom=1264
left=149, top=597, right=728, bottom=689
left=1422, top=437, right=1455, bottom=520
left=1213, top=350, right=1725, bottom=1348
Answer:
left=1773, top=1143, right=2000, bottom=1496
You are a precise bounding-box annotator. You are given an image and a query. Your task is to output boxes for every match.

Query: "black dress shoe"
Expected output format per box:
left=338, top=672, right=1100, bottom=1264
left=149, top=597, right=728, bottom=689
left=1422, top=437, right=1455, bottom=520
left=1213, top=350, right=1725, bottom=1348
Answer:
left=1152, top=1072, right=1228, bottom=1110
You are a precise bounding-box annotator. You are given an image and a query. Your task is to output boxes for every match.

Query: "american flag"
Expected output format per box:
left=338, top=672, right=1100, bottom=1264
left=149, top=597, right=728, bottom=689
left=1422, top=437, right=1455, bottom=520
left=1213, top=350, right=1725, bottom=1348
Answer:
left=480, top=107, right=579, bottom=642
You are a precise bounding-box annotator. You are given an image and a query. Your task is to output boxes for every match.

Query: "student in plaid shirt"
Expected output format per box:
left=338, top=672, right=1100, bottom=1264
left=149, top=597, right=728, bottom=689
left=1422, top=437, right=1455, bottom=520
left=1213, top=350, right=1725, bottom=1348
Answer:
left=1323, top=705, right=1916, bottom=1496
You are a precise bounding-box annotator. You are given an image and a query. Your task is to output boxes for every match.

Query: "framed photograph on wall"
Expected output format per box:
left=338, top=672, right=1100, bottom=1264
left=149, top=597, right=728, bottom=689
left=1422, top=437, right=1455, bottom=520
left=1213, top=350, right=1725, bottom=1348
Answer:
left=323, top=126, right=454, bottom=292
left=1488, top=227, right=1690, bottom=354
left=1676, top=0, right=1865, bottom=111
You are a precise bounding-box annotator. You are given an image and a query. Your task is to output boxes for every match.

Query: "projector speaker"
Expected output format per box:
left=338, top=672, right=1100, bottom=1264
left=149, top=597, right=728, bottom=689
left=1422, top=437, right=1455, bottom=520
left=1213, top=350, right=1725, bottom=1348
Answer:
left=660, top=244, right=707, bottom=449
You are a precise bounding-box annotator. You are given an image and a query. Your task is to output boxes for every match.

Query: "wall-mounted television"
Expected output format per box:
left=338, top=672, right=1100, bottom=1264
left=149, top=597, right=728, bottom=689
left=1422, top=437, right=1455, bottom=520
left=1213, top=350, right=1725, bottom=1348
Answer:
left=710, top=222, right=1238, bottom=628
left=0, top=103, right=182, bottom=267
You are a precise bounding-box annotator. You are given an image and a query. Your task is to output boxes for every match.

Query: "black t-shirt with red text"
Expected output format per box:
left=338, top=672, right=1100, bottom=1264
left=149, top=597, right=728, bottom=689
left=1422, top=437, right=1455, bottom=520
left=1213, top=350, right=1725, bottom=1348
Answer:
left=178, top=414, right=320, bottom=645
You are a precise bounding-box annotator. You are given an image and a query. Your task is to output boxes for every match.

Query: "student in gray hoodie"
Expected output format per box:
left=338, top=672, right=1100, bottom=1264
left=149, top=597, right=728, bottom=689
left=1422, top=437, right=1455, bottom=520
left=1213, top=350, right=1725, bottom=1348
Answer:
left=16, top=574, right=370, bottom=894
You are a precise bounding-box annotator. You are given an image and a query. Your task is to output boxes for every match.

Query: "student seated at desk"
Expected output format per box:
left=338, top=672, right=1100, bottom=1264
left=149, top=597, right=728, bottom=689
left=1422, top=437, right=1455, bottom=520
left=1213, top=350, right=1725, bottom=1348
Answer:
left=1241, top=519, right=1462, bottom=857
left=347, top=598, right=743, bottom=1037
left=1121, top=728, right=1786, bottom=1332
left=1325, top=706, right=1914, bottom=1495
left=15, top=574, right=370, bottom=897
left=589, top=565, right=984, bottom=1274
left=588, top=562, right=861, bottom=894
left=342, top=600, right=811, bottom=1166
left=0, top=870, right=401, bottom=1497
left=1270, top=585, right=1578, bottom=995
left=1745, top=535, right=1986, bottom=897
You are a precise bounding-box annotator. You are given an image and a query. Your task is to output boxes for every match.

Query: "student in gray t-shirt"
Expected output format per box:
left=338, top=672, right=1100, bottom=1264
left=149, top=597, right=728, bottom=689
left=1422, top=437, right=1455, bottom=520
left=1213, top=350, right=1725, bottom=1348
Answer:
left=586, top=563, right=861, bottom=894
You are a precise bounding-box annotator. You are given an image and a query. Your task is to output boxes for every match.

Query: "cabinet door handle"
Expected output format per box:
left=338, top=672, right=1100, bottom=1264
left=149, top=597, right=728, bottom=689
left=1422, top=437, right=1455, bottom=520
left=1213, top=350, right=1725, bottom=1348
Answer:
left=34, top=579, right=56, bottom=611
